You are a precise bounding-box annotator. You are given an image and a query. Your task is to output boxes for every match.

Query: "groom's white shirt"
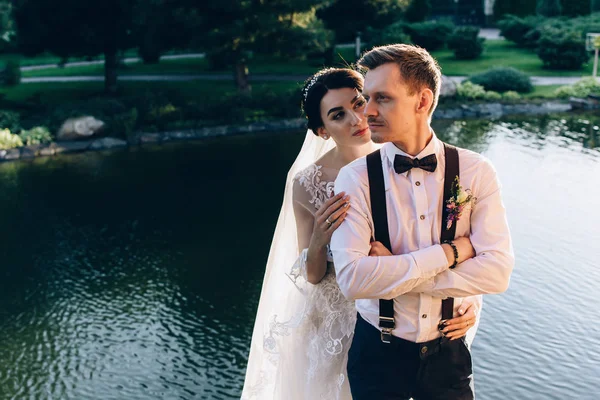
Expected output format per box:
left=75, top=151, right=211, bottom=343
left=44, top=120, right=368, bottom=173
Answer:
left=331, top=133, right=514, bottom=343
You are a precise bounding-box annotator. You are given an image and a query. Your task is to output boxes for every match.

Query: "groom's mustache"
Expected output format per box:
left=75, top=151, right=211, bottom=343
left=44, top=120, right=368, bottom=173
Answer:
left=368, top=118, right=385, bottom=125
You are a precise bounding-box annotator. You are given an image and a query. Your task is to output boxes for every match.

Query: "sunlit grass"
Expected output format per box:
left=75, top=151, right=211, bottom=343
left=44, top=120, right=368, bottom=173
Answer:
left=431, top=39, right=594, bottom=77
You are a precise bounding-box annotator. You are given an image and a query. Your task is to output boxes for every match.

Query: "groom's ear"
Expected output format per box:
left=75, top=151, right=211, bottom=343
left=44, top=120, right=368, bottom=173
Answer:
left=416, top=88, right=434, bottom=116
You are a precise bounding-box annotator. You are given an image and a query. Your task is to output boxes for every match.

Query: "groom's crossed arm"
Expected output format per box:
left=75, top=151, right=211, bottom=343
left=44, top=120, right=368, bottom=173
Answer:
left=330, top=162, right=514, bottom=301
left=410, top=159, right=515, bottom=299
left=331, top=165, right=450, bottom=300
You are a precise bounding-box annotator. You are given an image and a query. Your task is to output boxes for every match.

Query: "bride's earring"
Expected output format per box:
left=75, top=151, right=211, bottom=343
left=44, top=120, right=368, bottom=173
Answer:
left=323, top=134, right=329, bottom=140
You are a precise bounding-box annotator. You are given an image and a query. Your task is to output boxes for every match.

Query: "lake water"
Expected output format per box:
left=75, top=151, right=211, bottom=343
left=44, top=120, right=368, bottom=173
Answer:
left=0, top=113, right=599, bottom=400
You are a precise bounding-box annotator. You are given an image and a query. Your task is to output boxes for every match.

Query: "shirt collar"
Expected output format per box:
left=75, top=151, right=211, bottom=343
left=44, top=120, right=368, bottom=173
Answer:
left=382, top=130, right=443, bottom=177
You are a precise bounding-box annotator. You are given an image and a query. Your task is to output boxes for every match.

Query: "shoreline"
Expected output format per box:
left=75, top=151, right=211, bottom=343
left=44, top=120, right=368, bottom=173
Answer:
left=0, top=100, right=573, bottom=163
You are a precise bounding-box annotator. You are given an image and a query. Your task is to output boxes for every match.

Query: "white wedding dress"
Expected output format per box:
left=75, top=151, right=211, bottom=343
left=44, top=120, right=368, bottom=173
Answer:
left=242, top=163, right=355, bottom=400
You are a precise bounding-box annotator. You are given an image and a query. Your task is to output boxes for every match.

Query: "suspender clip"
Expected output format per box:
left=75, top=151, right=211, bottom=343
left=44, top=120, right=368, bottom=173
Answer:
left=379, top=316, right=395, bottom=344
left=380, top=327, right=393, bottom=344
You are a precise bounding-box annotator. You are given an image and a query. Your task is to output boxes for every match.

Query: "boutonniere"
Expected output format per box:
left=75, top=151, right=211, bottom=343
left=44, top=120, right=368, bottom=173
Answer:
left=446, top=176, right=476, bottom=230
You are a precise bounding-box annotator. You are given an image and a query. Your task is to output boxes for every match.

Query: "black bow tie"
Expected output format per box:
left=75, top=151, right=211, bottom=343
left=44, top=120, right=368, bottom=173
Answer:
left=393, top=154, right=438, bottom=174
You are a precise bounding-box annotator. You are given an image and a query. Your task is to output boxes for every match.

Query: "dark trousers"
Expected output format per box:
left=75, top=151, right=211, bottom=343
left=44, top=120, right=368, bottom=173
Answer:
left=347, top=314, right=474, bottom=400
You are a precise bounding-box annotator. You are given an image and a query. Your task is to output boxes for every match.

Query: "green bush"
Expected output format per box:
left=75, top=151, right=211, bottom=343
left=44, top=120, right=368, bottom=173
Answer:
left=107, top=108, right=138, bottom=140
left=502, top=91, right=522, bottom=100
left=536, top=28, right=589, bottom=70
left=259, top=88, right=303, bottom=119
left=447, top=26, right=485, bottom=60
left=367, top=22, right=411, bottom=47
left=497, top=15, right=544, bottom=48
left=405, top=21, right=454, bottom=51
left=537, top=0, right=562, bottom=17
left=1, top=60, right=21, bottom=86
left=554, top=77, right=600, bottom=98
left=0, top=128, right=23, bottom=149
left=19, top=126, right=52, bottom=145
left=457, top=81, right=486, bottom=99
left=405, top=0, right=431, bottom=23
left=484, top=91, right=503, bottom=100
left=0, top=110, right=22, bottom=133
left=561, top=0, right=591, bottom=17
left=145, top=103, right=182, bottom=131
left=468, top=67, right=533, bottom=93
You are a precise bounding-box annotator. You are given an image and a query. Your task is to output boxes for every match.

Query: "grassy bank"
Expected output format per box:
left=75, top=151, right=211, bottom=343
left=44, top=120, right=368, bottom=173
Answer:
left=431, top=40, right=594, bottom=77
left=0, top=80, right=303, bottom=103
left=14, top=40, right=596, bottom=79
left=0, top=78, right=562, bottom=107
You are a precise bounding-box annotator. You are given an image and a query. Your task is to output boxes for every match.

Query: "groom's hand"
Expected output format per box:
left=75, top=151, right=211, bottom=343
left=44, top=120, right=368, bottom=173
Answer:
left=369, top=241, right=393, bottom=257
left=439, top=298, right=479, bottom=340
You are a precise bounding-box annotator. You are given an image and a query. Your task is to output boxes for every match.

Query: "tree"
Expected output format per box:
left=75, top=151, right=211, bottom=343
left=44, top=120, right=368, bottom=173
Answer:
left=130, top=0, right=191, bottom=65
left=316, top=0, right=406, bottom=42
left=13, top=0, right=136, bottom=93
left=493, top=0, right=537, bottom=19
left=559, top=0, right=590, bottom=16
left=0, top=1, right=15, bottom=52
left=178, top=0, right=332, bottom=92
left=537, top=0, right=562, bottom=17
left=405, top=0, right=431, bottom=23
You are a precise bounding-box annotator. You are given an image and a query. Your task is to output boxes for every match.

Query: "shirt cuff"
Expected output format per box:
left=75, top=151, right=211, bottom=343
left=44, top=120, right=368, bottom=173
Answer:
left=411, top=244, right=449, bottom=278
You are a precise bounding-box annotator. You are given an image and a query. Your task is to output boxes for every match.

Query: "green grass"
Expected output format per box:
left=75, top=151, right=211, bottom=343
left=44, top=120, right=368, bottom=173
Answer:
left=0, top=49, right=144, bottom=68
left=431, top=39, right=594, bottom=77
left=20, top=48, right=357, bottom=78
left=525, top=85, right=562, bottom=98
left=21, top=58, right=211, bottom=78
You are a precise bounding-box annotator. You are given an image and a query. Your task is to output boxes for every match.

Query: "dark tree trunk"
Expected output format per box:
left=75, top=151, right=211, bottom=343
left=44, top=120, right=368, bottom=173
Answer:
left=234, top=61, right=251, bottom=93
left=104, top=47, right=118, bottom=94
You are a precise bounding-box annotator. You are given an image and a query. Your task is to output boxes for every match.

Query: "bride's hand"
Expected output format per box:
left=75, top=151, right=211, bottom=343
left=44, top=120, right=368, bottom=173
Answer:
left=439, top=297, right=479, bottom=340
left=311, top=192, right=350, bottom=249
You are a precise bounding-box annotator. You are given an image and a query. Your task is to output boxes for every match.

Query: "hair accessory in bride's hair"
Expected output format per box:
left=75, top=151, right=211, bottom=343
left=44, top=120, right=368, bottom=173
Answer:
left=303, top=75, right=320, bottom=101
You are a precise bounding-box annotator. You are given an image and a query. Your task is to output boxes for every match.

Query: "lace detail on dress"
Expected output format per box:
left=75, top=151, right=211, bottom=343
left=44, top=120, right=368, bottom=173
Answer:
left=295, top=164, right=356, bottom=399
left=295, top=164, right=336, bottom=210
left=304, top=266, right=356, bottom=399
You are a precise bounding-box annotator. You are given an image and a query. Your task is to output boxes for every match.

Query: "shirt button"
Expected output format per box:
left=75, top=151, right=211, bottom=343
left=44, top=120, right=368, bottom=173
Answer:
left=420, top=215, right=425, bottom=220
left=415, top=181, right=421, bottom=186
left=422, top=314, right=427, bottom=319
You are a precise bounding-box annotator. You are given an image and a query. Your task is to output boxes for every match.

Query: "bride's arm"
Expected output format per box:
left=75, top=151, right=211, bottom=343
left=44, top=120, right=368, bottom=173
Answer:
left=293, top=187, right=350, bottom=284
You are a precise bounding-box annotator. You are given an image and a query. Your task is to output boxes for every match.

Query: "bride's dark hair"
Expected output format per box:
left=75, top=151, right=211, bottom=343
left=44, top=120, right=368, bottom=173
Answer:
left=301, top=68, right=364, bottom=134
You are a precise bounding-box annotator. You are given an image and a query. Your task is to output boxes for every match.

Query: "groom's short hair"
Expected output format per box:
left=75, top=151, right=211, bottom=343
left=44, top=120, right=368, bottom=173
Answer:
left=357, top=44, right=442, bottom=116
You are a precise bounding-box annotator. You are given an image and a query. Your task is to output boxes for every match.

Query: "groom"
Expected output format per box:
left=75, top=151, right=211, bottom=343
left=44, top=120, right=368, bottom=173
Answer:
left=330, top=44, right=514, bottom=399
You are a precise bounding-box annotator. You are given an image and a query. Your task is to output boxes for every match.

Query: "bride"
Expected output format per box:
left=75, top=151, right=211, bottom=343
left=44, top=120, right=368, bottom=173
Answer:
left=241, top=67, right=481, bottom=399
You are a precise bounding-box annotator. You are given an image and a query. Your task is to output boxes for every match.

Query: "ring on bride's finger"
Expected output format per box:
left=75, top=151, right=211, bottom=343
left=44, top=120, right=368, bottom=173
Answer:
left=326, top=217, right=332, bottom=225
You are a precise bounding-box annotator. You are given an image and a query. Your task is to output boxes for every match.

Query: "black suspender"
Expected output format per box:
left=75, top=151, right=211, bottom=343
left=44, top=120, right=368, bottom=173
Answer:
left=366, top=150, right=395, bottom=343
left=366, top=143, right=459, bottom=344
left=441, top=144, right=459, bottom=323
